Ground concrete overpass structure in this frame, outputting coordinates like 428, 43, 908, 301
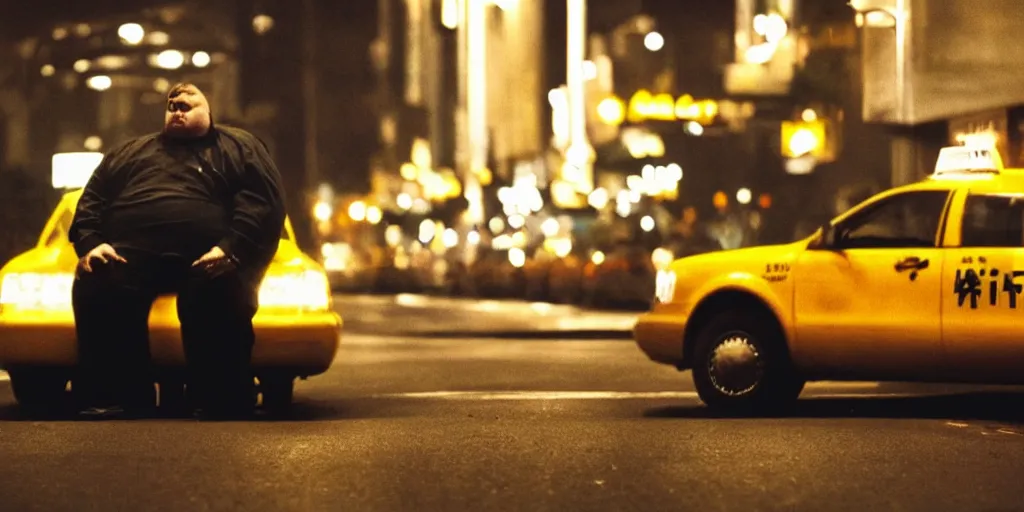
857, 0, 1024, 182
726, 0, 1024, 186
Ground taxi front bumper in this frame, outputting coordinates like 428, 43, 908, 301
633, 308, 688, 368
0, 300, 342, 376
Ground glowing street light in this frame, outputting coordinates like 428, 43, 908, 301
541, 218, 560, 238
86, 75, 112, 91
117, 23, 145, 45
418, 219, 436, 244
442, 228, 459, 248
252, 15, 275, 35
348, 201, 367, 222
84, 136, 102, 151
191, 51, 211, 68
640, 215, 656, 232
148, 31, 170, 45
313, 201, 333, 222
508, 248, 526, 268
788, 128, 821, 156
736, 188, 753, 205
596, 97, 626, 126
366, 205, 383, 225
155, 50, 185, 70
644, 31, 665, 51
588, 188, 609, 209
753, 13, 788, 44
396, 193, 413, 210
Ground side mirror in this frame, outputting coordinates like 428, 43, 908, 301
814, 223, 838, 250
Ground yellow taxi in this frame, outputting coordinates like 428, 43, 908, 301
0, 189, 342, 410
634, 144, 1024, 413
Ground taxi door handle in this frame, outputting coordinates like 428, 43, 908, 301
895, 256, 929, 272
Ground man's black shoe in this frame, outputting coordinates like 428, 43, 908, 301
77, 406, 125, 420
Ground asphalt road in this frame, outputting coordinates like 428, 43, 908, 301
1, 295, 1023, 511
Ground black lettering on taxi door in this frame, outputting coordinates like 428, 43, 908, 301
953, 266, 1024, 309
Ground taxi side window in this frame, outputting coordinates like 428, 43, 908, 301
960, 194, 1024, 247
836, 191, 949, 249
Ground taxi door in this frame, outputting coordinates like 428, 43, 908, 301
792, 190, 951, 380
941, 191, 1024, 382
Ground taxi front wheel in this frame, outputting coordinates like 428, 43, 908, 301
258, 373, 294, 414
8, 366, 70, 413
691, 310, 805, 415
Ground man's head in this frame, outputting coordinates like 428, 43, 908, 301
164, 83, 212, 138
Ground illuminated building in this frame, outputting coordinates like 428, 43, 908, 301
373, 0, 546, 226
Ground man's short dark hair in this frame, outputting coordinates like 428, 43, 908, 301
167, 82, 198, 100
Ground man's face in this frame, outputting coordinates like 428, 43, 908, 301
164, 84, 211, 138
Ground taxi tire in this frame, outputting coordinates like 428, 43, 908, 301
8, 367, 70, 414
157, 377, 188, 415
259, 374, 294, 414
691, 310, 805, 415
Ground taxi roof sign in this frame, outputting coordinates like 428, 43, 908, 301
51, 152, 103, 189
933, 145, 1003, 176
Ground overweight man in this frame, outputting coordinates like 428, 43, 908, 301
69, 83, 286, 419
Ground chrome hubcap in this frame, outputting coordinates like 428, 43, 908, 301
707, 332, 763, 396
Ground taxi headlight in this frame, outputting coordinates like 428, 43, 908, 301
258, 270, 331, 311
0, 272, 75, 311
655, 270, 676, 304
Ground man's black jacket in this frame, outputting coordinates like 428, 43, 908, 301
68, 125, 287, 285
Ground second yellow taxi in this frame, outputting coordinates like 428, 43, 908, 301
634, 144, 1024, 413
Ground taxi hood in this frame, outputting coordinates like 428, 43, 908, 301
670, 240, 808, 276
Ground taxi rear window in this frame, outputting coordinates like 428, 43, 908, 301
961, 194, 1024, 247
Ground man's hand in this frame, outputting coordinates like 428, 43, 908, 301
192, 246, 237, 277
77, 243, 126, 275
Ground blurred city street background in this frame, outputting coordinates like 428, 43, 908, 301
3, 0, 1024, 510
4, 0, 1023, 311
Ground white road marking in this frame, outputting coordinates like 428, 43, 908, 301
807, 392, 917, 399
386, 294, 593, 316
554, 316, 637, 330
372, 387, 898, 401
806, 381, 881, 390
373, 391, 700, 400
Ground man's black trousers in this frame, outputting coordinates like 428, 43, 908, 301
70, 251, 258, 412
